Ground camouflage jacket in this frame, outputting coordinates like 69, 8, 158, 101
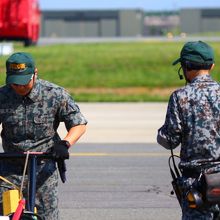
0, 79, 87, 152
157, 74, 220, 162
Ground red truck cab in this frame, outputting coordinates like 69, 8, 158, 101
0, 0, 41, 46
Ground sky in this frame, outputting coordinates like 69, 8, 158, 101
39, 0, 220, 11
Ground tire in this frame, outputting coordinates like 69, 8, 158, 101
24, 39, 33, 47
21, 212, 43, 220
8, 211, 43, 220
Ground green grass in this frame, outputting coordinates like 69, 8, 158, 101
74, 93, 169, 102
0, 41, 220, 102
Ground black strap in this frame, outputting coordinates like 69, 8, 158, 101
170, 147, 181, 178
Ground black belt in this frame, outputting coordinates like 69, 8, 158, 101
182, 168, 201, 178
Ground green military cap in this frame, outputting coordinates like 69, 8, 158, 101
172, 41, 214, 65
6, 52, 35, 85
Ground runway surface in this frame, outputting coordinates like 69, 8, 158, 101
60, 142, 181, 220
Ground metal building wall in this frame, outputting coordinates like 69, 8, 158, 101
100, 19, 117, 37
41, 11, 101, 37
119, 10, 144, 37
202, 18, 220, 32
201, 9, 220, 32
180, 9, 201, 33
180, 8, 220, 34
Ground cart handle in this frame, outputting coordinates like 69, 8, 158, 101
0, 152, 54, 160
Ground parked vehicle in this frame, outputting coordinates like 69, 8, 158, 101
0, 0, 41, 46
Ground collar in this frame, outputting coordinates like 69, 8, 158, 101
26, 79, 42, 102
190, 74, 213, 84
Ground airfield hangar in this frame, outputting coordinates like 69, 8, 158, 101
40, 9, 144, 37
41, 8, 220, 37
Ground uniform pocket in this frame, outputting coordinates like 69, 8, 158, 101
33, 115, 54, 139
34, 116, 47, 124
2, 116, 21, 139
3, 115, 19, 125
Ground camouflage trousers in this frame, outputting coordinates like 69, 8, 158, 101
0, 160, 59, 220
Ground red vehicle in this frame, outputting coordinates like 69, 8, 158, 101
0, 0, 41, 46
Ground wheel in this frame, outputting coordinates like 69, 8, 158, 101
20, 212, 43, 220
8, 211, 43, 220
24, 39, 33, 47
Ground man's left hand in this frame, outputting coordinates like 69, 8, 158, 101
53, 140, 70, 160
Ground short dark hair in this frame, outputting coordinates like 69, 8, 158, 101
181, 61, 212, 71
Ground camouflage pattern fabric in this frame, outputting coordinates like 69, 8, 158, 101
0, 79, 87, 219
158, 74, 220, 219
158, 75, 220, 161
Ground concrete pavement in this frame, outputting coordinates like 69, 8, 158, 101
0, 102, 168, 145
58, 102, 168, 144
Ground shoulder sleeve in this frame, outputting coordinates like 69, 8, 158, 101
57, 89, 87, 131
157, 92, 182, 149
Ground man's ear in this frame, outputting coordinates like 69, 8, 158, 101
34, 68, 38, 80
34, 68, 38, 76
210, 63, 215, 71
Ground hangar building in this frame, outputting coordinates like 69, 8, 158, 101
41, 10, 144, 37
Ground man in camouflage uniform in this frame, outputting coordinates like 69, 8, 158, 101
0, 52, 87, 219
157, 41, 220, 219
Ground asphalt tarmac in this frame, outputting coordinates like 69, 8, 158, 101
60, 142, 181, 220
